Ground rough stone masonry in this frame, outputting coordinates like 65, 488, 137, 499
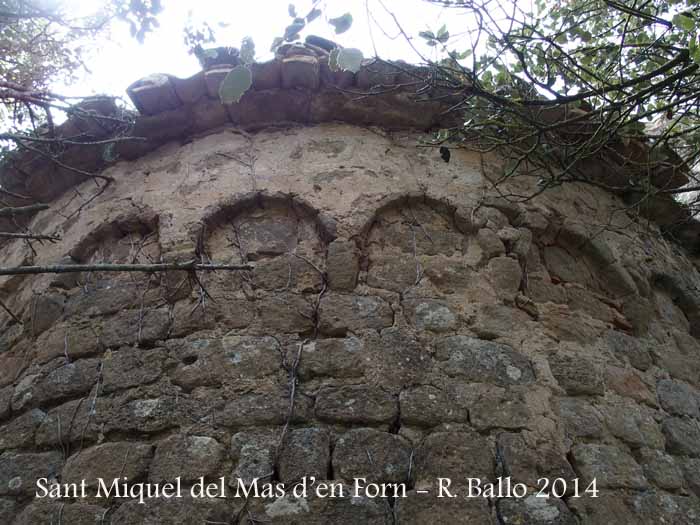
0, 43, 700, 524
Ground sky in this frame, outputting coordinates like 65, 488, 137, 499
59, 0, 481, 100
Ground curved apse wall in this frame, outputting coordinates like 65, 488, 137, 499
0, 53, 700, 525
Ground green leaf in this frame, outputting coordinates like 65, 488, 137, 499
240, 36, 255, 65
437, 25, 449, 43
329, 13, 353, 34
306, 8, 321, 22
419, 30, 436, 40
219, 65, 252, 104
673, 13, 696, 32
288, 4, 296, 17
336, 48, 364, 73
284, 21, 305, 40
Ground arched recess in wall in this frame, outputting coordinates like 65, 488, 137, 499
169, 192, 336, 338
15, 210, 162, 376
359, 194, 475, 297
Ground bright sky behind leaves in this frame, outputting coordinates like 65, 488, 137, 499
60, 0, 477, 101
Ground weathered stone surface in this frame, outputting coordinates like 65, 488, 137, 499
170, 335, 281, 388
315, 386, 396, 425
404, 299, 457, 332
497, 496, 577, 525
662, 417, 700, 457
605, 365, 656, 406
497, 432, 576, 490
605, 330, 652, 370
110, 496, 233, 524
249, 489, 390, 524
13, 502, 107, 525
101, 346, 167, 393
0, 451, 63, 495
34, 320, 102, 364
0, 408, 46, 451
470, 386, 545, 431
278, 427, 330, 484
601, 402, 664, 449
298, 337, 365, 380
35, 398, 100, 447
556, 397, 603, 440
435, 336, 535, 386
319, 294, 393, 335
477, 228, 506, 259
548, 352, 604, 395
12, 357, 100, 411
366, 254, 418, 292
256, 293, 314, 333
400, 385, 469, 427
395, 495, 493, 524
682, 457, 700, 496
333, 428, 411, 484
414, 431, 494, 490
657, 378, 699, 418
100, 307, 170, 348
637, 447, 684, 490
326, 239, 359, 291
488, 256, 523, 301
150, 434, 224, 483
281, 56, 320, 90
29, 293, 65, 337
219, 389, 314, 427
571, 444, 647, 489
62, 442, 153, 487
230, 429, 277, 485
127, 74, 181, 115
0, 498, 16, 523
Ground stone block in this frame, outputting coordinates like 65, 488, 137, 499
657, 379, 699, 418
0, 451, 63, 495
435, 336, 535, 386
101, 346, 167, 393
315, 385, 396, 425
110, 496, 232, 524
35, 398, 100, 447
219, 389, 313, 427
497, 432, 576, 491
13, 358, 101, 411
256, 293, 314, 334
228, 88, 311, 126
395, 495, 492, 525
150, 434, 224, 483
497, 495, 578, 525
172, 71, 207, 104
204, 67, 231, 98
414, 431, 494, 490
298, 337, 365, 380
556, 397, 603, 440
0, 408, 46, 451
548, 352, 604, 395
278, 427, 330, 484
230, 429, 277, 485
326, 239, 359, 291
604, 365, 656, 406
404, 299, 457, 333
332, 428, 411, 484
600, 402, 664, 449
251, 59, 282, 90
488, 256, 523, 302
570, 444, 647, 489
319, 293, 393, 335
127, 74, 181, 115
13, 502, 107, 525
662, 417, 700, 457
637, 448, 683, 490
400, 385, 468, 427
100, 307, 171, 348
62, 442, 153, 488
281, 56, 320, 90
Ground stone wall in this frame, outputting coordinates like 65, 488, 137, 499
1, 53, 700, 524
